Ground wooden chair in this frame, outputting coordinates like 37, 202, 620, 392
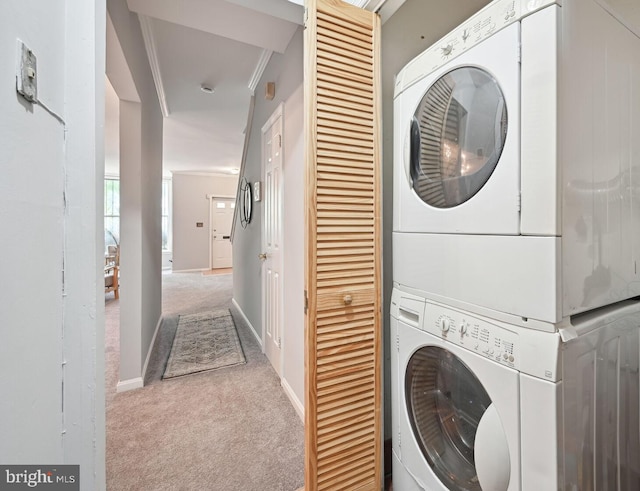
105, 245, 119, 299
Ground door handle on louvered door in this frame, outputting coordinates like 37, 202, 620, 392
258, 253, 267, 260
343, 294, 353, 306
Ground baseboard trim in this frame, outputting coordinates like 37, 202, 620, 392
116, 377, 143, 393
281, 378, 304, 423
171, 268, 207, 273
142, 316, 162, 384
231, 298, 262, 348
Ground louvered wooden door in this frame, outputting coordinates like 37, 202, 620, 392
304, 1, 382, 490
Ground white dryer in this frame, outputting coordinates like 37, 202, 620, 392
390, 288, 640, 491
393, 0, 640, 326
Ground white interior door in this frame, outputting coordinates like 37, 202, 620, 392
211, 198, 234, 269
262, 105, 283, 376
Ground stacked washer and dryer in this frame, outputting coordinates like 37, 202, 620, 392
391, 0, 640, 490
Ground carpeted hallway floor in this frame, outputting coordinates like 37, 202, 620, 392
105, 272, 304, 491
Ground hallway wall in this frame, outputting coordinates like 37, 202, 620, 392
172, 172, 238, 271
0, 0, 106, 486
107, 0, 163, 389
232, 27, 304, 409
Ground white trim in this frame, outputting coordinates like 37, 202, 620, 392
138, 15, 169, 117
261, 101, 285, 133
141, 317, 162, 382
171, 170, 237, 177
374, 0, 405, 22
281, 378, 304, 422
232, 298, 262, 348
206, 194, 235, 200
261, 104, 285, 375
171, 268, 208, 273
248, 49, 274, 95
116, 377, 143, 393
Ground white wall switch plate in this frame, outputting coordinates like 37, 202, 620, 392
16, 40, 37, 103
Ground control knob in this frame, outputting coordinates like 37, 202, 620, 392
459, 323, 468, 336
440, 317, 450, 333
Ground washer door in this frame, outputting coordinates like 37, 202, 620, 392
405, 346, 510, 491
409, 67, 507, 208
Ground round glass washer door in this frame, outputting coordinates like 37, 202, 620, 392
409, 66, 508, 208
405, 346, 491, 491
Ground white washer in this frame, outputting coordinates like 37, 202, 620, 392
393, 0, 640, 326
390, 288, 640, 491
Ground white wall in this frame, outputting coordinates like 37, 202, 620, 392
172, 172, 238, 271
0, 0, 106, 486
601, 0, 640, 33
0, 0, 66, 462
107, 0, 163, 390
282, 84, 305, 413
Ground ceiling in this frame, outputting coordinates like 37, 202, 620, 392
105, 0, 387, 177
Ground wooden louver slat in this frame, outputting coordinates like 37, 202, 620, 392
305, 1, 381, 490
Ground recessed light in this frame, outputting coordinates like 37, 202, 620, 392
200, 83, 215, 94
230, 168, 240, 175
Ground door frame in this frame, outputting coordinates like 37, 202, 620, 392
207, 194, 235, 270
261, 103, 285, 373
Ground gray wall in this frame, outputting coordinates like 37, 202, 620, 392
233, 27, 303, 337
0, 0, 106, 486
172, 173, 238, 271
107, 0, 163, 388
380, 0, 492, 442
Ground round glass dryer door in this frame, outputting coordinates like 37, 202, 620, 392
409, 67, 508, 208
405, 346, 491, 491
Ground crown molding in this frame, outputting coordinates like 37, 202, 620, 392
248, 49, 273, 95
138, 14, 169, 117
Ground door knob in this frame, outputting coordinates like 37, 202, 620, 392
258, 253, 267, 260
343, 294, 353, 305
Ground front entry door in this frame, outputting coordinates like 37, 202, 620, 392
211, 198, 234, 269
262, 105, 284, 376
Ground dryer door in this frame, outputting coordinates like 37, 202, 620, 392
394, 22, 521, 235
409, 67, 507, 209
405, 346, 511, 491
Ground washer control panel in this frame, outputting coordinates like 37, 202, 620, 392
427, 302, 519, 369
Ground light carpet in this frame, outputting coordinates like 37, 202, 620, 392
106, 272, 304, 491
163, 309, 246, 379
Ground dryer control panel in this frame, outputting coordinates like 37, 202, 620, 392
425, 302, 520, 370
394, 0, 559, 97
